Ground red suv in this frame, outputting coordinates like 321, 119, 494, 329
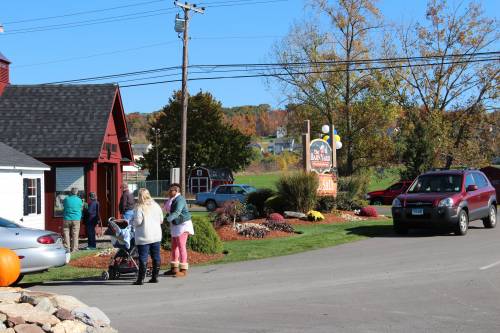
366, 180, 413, 205
392, 169, 497, 235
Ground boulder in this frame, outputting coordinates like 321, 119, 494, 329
40, 324, 51, 332
0, 292, 21, 304
20, 292, 56, 306
52, 320, 88, 333
284, 211, 307, 219
0, 322, 6, 331
13, 324, 44, 333
7, 315, 25, 327
34, 299, 56, 315
86, 327, 118, 333
54, 309, 74, 321
2, 328, 15, 333
51, 296, 87, 312
0, 303, 59, 327
72, 307, 110, 327
0, 313, 7, 322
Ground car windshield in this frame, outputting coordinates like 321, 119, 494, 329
0, 217, 20, 228
408, 175, 462, 193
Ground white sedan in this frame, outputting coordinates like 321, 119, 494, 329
0, 216, 69, 285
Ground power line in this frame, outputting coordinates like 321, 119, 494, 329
2, 8, 177, 35
42, 51, 500, 84
3, 0, 166, 25
0, 0, 286, 35
117, 57, 499, 87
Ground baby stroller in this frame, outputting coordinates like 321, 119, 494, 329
101, 217, 149, 280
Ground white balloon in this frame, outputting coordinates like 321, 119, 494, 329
321, 124, 330, 134
336, 141, 343, 149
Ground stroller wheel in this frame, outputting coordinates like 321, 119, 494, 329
109, 266, 118, 280
101, 271, 110, 281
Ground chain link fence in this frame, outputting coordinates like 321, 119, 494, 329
128, 180, 171, 197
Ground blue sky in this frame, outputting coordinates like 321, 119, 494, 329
0, 0, 498, 113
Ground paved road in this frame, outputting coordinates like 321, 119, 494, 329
34, 215, 500, 333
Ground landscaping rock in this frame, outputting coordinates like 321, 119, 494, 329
0, 303, 34, 319
54, 309, 74, 321
7, 316, 25, 327
0, 292, 21, 304
284, 211, 307, 219
12, 324, 44, 333
0, 322, 6, 331
0, 313, 7, 322
34, 299, 56, 315
72, 307, 110, 327
20, 292, 55, 306
2, 328, 15, 333
40, 324, 51, 332
52, 320, 88, 333
51, 296, 87, 312
86, 326, 118, 333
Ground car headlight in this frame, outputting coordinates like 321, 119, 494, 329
392, 198, 402, 208
438, 198, 454, 207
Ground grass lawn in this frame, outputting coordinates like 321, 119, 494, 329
216, 219, 392, 264
235, 172, 281, 190
368, 167, 402, 192
20, 219, 393, 284
21, 250, 101, 285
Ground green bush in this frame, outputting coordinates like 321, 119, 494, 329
275, 172, 319, 213
335, 173, 370, 210
316, 196, 337, 213
264, 195, 288, 214
334, 191, 368, 211
161, 217, 223, 254
246, 189, 275, 217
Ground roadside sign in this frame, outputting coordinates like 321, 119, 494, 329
310, 139, 332, 174
317, 173, 337, 196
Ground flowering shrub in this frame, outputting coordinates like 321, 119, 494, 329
268, 213, 285, 222
359, 206, 378, 217
307, 210, 325, 222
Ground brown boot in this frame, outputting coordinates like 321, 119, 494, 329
163, 262, 179, 276
174, 263, 188, 278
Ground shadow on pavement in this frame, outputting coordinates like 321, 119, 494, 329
20, 275, 139, 288
345, 225, 455, 238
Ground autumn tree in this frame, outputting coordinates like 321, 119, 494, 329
270, 0, 399, 175
385, 0, 499, 172
142, 91, 253, 180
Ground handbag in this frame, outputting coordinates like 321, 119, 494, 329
95, 219, 104, 237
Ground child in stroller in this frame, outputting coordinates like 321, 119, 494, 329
101, 217, 150, 280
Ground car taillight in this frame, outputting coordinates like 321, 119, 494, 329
37, 234, 58, 244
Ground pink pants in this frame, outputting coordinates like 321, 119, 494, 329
171, 232, 189, 264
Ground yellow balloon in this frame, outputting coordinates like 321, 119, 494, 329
334, 135, 341, 142
322, 135, 329, 141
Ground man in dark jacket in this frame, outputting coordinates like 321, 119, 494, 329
119, 182, 135, 221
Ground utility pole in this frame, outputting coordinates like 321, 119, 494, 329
174, 1, 205, 195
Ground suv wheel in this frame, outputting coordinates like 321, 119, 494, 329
206, 200, 217, 212
455, 210, 469, 236
393, 221, 408, 235
482, 205, 497, 229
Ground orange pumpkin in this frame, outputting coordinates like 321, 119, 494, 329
0, 248, 21, 287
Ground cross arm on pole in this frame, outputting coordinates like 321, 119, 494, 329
174, 1, 205, 14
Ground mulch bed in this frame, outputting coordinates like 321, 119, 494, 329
216, 225, 294, 241
70, 249, 224, 269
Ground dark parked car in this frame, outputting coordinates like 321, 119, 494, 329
365, 180, 413, 205
195, 184, 257, 211
392, 169, 497, 235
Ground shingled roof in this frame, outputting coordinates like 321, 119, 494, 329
0, 84, 118, 158
0, 52, 10, 63
0, 142, 49, 170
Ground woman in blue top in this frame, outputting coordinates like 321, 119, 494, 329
85, 192, 100, 250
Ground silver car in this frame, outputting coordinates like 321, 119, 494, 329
0, 217, 69, 284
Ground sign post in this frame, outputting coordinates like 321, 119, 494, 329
302, 120, 311, 172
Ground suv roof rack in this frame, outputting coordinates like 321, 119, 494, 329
427, 166, 477, 172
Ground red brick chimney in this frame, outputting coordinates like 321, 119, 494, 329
0, 52, 11, 96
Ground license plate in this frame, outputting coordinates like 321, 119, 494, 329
412, 208, 424, 216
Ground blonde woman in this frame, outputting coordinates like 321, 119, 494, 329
132, 188, 163, 285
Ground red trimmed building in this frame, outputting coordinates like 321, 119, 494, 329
0, 52, 133, 233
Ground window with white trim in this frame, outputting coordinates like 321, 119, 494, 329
23, 178, 41, 216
